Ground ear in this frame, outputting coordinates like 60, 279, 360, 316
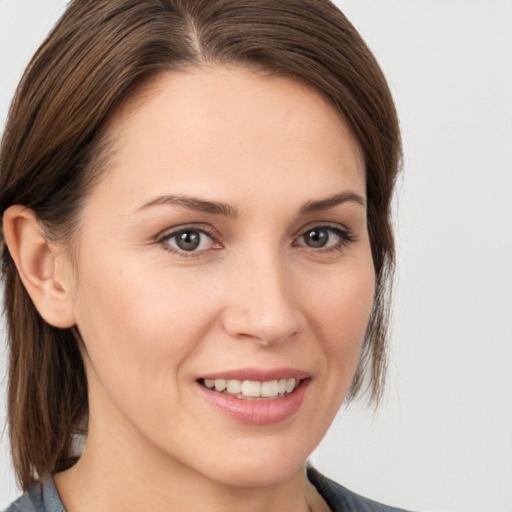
2, 205, 76, 328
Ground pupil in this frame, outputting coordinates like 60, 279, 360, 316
306, 228, 328, 248
177, 231, 200, 251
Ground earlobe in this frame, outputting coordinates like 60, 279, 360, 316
2, 205, 76, 328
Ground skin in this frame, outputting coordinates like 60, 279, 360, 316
5, 65, 375, 512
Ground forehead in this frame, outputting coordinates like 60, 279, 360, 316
88, 65, 366, 212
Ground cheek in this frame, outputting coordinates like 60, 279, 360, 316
291, 255, 375, 438
305, 259, 375, 355
302, 253, 375, 416
71, 254, 214, 395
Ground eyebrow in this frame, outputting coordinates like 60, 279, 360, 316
299, 191, 366, 215
136, 194, 239, 217
136, 190, 366, 217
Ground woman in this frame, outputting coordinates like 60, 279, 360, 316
1, 1, 405, 511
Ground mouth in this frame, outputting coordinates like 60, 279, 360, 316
196, 371, 310, 424
198, 377, 302, 401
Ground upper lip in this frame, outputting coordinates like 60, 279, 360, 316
198, 367, 310, 382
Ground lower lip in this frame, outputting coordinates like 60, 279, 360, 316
197, 379, 310, 425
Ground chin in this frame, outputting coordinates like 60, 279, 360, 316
204, 459, 306, 489
183, 433, 315, 489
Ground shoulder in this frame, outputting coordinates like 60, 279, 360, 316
308, 466, 414, 512
3, 478, 66, 512
4, 484, 43, 512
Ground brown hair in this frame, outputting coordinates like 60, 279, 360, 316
0, 0, 401, 489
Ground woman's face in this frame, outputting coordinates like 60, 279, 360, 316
67, 66, 375, 487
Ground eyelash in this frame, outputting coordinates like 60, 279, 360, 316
156, 223, 355, 257
157, 225, 219, 258
294, 224, 356, 252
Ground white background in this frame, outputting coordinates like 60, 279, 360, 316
1, 1, 511, 511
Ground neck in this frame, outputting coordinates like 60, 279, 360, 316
54, 433, 315, 512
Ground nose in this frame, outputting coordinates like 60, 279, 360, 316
221, 251, 301, 346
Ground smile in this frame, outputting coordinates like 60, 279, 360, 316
196, 369, 310, 424
200, 378, 300, 400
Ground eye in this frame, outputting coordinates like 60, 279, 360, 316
161, 228, 216, 253
296, 225, 353, 250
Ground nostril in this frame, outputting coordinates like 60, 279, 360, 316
221, 306, 299, 346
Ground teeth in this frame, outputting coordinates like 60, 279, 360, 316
241, 380, 261, 397
227, 380, 242, 394
214, 379, 226, 392
203, 378, 300, 398
261, 380, 278, 397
